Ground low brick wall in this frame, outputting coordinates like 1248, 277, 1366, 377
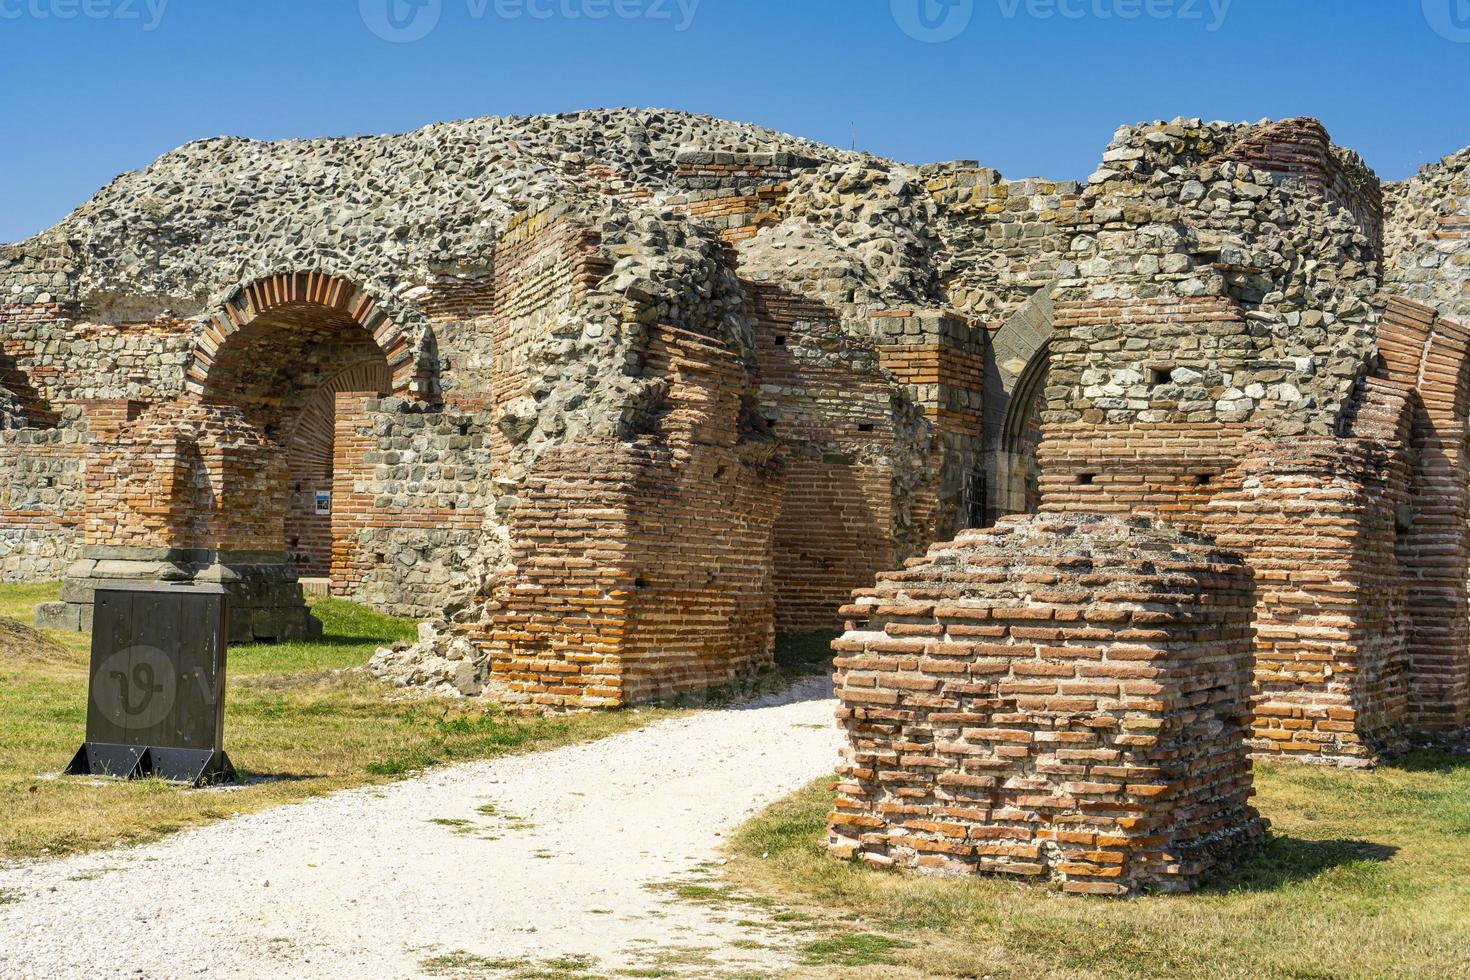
828, 514, 1267, 895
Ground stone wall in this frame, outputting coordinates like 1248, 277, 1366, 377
0, 421, 86, 581
6, 107, 1470, 737
471, 323, 782, 709
828, 515, 1266, 895
329, 396, 494, 619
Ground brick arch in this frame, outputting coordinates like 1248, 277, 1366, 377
1374, 296, 1470, 733
1001, 339, 1050, 456
282, 359, 393, 578
184, 272, 427, 399
284, 360, 394, 453
981, 290, 1053, 525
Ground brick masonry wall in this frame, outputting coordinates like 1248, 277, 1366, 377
1201, 430, 1413, 765
83, 400, 289, 553
1033, 309, 1467, 762
1375, 298, 1470, 734
1036, 417, 1420, 763
1038, 422, 1245, 524
828, 514, 1266, 895
472, 323, 782, 708
748, 283, 902, 633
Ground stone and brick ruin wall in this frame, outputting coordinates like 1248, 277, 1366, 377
3, 109, 1470, 743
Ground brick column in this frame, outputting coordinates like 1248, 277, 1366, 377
828, 514, 1266, 895
329, 392, 380, 596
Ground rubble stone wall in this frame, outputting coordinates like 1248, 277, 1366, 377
5, 108, 1470, 737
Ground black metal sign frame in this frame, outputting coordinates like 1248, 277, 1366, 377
66, 583, 236, 787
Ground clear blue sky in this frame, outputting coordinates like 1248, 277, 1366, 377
2, 0, 1467, 243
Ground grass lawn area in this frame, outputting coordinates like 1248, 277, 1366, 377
728, 758, 1470, 979
0, 582, 678, 863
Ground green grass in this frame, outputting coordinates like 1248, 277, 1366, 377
798, 933, 913, 968
232, 596, 418, 675
421, 951, 604, 979
0, 583, 676, 862
665, 631, 835, 708
727, 758, 1470, 979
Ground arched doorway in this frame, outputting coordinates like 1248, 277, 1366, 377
46, 273, 434, 640
981, 290, 1053, 525
282, 361, 391, 578
195, 274, 401, 594
999, 345, 1049, 517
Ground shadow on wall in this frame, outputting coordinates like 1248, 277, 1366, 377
1202, 838, 1399, 894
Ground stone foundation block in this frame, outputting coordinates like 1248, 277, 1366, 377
827, 513, 1267, 895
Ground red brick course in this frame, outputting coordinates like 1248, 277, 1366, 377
828, 514, 1267, 895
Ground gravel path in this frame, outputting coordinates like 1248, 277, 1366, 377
0, 678, 841, 979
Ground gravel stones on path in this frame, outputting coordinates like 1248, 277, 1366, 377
0, 678, 840, 979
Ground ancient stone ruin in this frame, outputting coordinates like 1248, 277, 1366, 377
2, 109, 1469, 785
829, 514, 1267, 895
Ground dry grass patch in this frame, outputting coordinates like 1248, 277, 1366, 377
726, 758, 1470, 979
0, 583, 677, 862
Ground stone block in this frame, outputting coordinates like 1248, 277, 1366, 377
828, 514, 1267, 895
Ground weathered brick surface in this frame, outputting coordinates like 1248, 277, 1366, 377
828, 515, 1267, 895
4, 109, 1470, 736
748, 284, 905, 633
471, 323, 782, 708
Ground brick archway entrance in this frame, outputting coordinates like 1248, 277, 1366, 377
44, 274, 418, 641
186, 272, 420, 400
194, 275, 403, 598
282, 361, 392, 579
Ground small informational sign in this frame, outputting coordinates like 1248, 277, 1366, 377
315, 490, 332, 515
66, 584, 235, 786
